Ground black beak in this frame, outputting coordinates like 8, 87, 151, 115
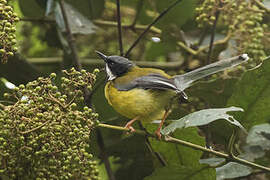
95, 51, 107, 61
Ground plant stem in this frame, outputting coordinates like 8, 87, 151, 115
206, 9, 220, 65
116, 0, 123, 56
125, 0, 183, 57
96, 129, 116, 180
253, 0, 270, 13
97, 123, 270, 173
59, 0, 82, 71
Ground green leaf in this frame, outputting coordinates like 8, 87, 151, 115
188, 78, 238, 108
150, 127, 205, 167
0, 55, 41, 85
216, 162, 252, 180
227, 59, 270, 129
162, 107, 245, 135
156, 0, 198, 28
66, 0, 105, 19
246, 123, 270, 151
199, 158, 225, 167
53, 1, 97, 34
200, 157, 253, 179
187, 78, 239, 143
19, 0, 45, 18
106, 134, 154, 180
116, 0, 155, 25
144, 164, 215, 180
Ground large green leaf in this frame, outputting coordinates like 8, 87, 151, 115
105, 134, 154, 180
216, 162, 252, 180
114, 0, 155, 25
0, 55, 41, 85
227, 59, 270, 129
241, 123, 270, 164
200, 157, 252, 180
156, 0, 198, 28
66, 0, 105, 19
199, 158, 225, 167
150, 127, 205, 167
144, 164, 215, 180
188, 78, 238, 108
161, 107, 245, 135
19, 0, 45, 18
246, 123, 270, 151
53, 1, 97, 34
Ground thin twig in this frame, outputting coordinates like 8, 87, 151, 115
20, 18, 162, 34
20, 120, 50, 135
59, 0, 82, 71
253, 0, 270, 13
198, 27, 208, 46
27, 57, 185, 70
138, 122, 167, 166
125, 0, 184, 57
98, 123, 270, 173
197, 32, 231, 54
47, 92, 66, 109
94, 20, 162, 34
206, 9, 220, 65
20, 18, 55, 23
96, 129, 116, 180
116, 0, 123, 56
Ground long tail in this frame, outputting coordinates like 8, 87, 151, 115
173, 54, 249, 91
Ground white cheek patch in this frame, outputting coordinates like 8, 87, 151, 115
106, 64, 116, 81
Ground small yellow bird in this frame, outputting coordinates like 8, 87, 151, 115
96, 51, 248, 138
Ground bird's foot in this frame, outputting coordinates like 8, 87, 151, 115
124, 124, 136, 133
155, 130, 162, 140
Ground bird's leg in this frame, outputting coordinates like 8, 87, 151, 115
155, 110, 170, 139
124, 117, 139, 132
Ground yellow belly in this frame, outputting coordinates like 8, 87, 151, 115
105, 82, 175, 122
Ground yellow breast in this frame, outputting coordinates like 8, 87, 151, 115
104, 67, 175, 122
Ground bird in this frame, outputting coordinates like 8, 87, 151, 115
96, 51, 249, 138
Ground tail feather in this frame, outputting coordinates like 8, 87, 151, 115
173, 54, 249, 91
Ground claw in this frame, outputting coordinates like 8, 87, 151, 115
124, 124, 136, 133
123, 117, 139, 134
155, 130, 162, 140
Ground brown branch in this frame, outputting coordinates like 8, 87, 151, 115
116, 0, 123, 56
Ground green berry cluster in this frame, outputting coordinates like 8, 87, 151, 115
231, 2, 267, 62
195, 0, 217, 27
195, 0, 268, 62
0, 0, 19, 63
0, 68, 100, 179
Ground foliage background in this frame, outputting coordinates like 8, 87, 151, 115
0, 0, 270, 179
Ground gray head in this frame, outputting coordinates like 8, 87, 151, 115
96, 51, 134, 80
